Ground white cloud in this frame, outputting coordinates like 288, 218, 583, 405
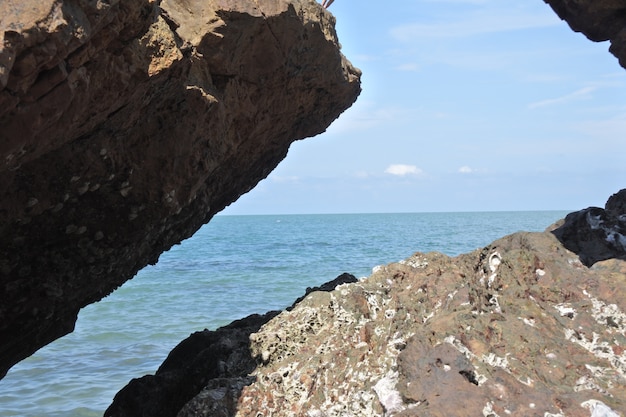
458, 166, 474, 174
385, 164, 423, 176
528, 86, 595, 109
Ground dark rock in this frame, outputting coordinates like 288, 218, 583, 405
0, 0, 360, 378
552, 188, 626, 266
606, 189, 626, 217
287, 272, 358, 310
105, 312, 279, 417
544, 0, 626, 69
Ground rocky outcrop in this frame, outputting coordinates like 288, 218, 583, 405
553, 189, 626, 267
544, 0, 626, 69
0, 0, 361, 378
105, 273, 357, 417
108, 197, 626, 417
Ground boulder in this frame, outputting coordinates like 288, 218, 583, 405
552, 189, 626, 267
201, 228, 626, 416
107, 214, 626, 416
0, 0, 361, 378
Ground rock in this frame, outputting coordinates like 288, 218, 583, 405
552, 188, 626, 267
231, 234, 625, 416
108, 206, 626, 416
544, 0, 626, 69
0, 0, 360, 378
106, 273, 357, 417
287, 271, 359, 310
105, 312, 279, 417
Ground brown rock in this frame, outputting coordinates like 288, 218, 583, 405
0, 0, 360, 378
104, 192, 626, 416
231, 230, 625, 416
119, 217, 624, 416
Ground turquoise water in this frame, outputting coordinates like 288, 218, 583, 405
0, 211, 569, 416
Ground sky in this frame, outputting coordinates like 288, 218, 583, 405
223, 0, 626, 215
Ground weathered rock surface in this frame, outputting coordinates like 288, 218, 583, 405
108, 195, 626, 417
544, 0, 626, 69
105, 273, 357, 417
0, 0, 360, 378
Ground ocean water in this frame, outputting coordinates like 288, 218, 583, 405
0, 211, 569, 416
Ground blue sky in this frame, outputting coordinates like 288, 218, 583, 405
223, 0, 626, 215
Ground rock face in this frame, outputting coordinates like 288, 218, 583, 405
544, 0, 626, 69
0, 0, 361, 378
107, 195, 626, 417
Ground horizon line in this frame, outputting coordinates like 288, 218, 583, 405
215, 208, 575, 217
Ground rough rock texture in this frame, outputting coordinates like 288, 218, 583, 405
108, 195, 626, 417
214, 235, 626, 416
106, 273, 357, 417
553, 189, 626, 267
106, 312, 279, 417
0, 0, 360, 378
544, 0, 626, 69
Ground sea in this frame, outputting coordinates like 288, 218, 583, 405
0, 211, 570, 417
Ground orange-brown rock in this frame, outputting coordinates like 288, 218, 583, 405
0, 0, 360, 379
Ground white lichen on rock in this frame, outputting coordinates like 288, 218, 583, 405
581, 399, 621, 417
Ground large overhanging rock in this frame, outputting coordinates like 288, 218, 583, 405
544, 0, 626, 69
0, 0, 361, 378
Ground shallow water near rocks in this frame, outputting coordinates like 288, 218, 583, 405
0, 211, 569, 417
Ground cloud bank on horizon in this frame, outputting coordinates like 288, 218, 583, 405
223, 0, 626, 215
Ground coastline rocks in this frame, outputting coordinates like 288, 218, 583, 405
108, 205, 626, 416
552, 189, 626, 266
232, 233, 625, 416
0, 0, 360, 378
